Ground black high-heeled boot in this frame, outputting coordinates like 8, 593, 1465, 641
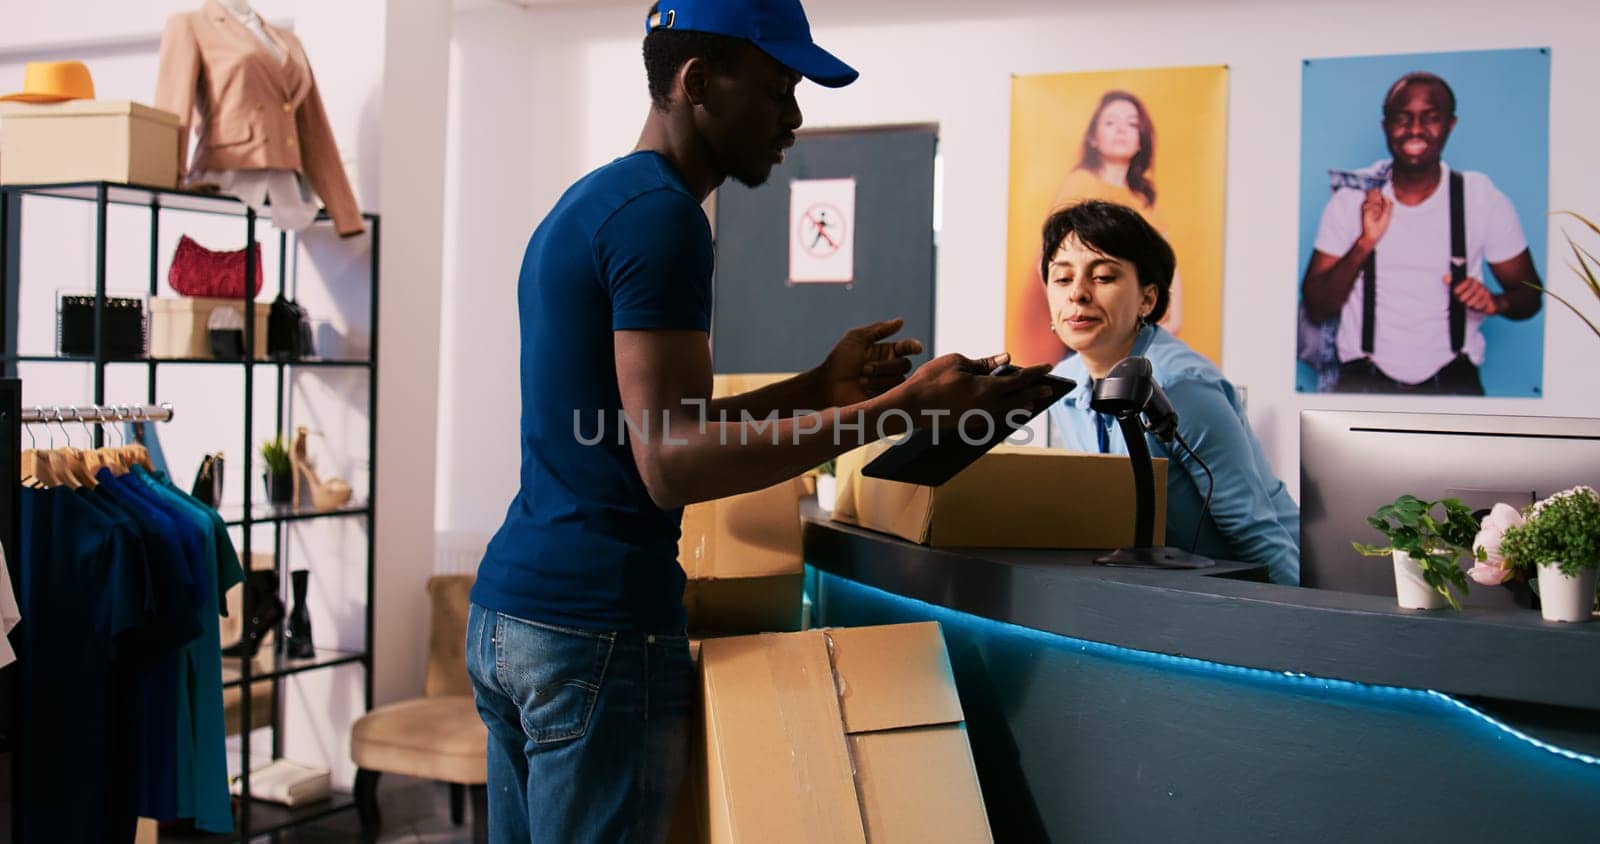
222, 570, 285, 659
285, 569, 315, 659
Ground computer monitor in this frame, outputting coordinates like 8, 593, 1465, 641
1300, 410, 1600, 609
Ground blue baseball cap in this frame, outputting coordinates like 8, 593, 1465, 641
646, 0, 859, 88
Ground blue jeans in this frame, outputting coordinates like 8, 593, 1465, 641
465, 603, 692, 843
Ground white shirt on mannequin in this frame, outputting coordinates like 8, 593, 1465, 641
192, 0, 323, 232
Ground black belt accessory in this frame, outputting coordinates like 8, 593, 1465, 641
1361, 170, 1466, 355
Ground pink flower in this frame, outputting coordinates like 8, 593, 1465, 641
1469, 502, 1524, 586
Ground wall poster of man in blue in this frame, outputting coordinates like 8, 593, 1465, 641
1296, 48, 1549, 397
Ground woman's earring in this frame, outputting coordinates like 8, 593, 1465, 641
1046, 321, 1056, 334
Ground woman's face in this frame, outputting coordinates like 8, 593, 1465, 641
1090, 99, 1142, 165
1045, 233, 1156, 368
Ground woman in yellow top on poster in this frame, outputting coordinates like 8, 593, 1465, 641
1019, 90, 1183, 354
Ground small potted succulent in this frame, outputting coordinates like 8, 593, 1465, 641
260, 435, 293, 505
1496, 486, 1600, 623
1353, 494, 1478, 610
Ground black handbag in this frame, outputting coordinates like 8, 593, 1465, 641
191, 452, 225, 508
57, 294, 146, 358
268, 295, 315, 360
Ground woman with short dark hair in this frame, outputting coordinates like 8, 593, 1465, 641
1041, 201, 1300, 584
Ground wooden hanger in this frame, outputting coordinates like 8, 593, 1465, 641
52, 446, 94, 489
20, 448, 52, 488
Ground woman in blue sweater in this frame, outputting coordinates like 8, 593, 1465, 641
1040, 201, 1300, 584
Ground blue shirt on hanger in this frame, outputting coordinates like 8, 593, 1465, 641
16, 487, 150, 844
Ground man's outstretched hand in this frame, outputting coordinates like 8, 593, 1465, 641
815, 318, 924, 408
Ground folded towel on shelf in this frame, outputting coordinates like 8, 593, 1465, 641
229, 758, 331, 807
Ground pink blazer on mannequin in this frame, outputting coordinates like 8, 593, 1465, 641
155, 0, 364, 236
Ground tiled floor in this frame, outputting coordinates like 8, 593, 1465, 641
262, 775, 475, 844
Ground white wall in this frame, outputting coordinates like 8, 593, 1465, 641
5, 0, 449, 788
438, 0, 1600, 535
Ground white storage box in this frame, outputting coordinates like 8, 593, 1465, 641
0, 100, 180, 188
149, 297, 268, 360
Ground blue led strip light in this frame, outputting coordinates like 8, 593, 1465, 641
816, 570, 1600, 769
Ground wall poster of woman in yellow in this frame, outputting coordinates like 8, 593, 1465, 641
1005, 66, 1229, 366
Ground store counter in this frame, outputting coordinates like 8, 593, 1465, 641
803, 508, 1600, 842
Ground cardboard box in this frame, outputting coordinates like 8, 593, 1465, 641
678, 477, 805, 634
666, 637, 710, 844
699, 622, 992, 843
675, 372, 808, 634
0, 100, 180, 188
832, 441, 1167, 548
149, 296, 269, 360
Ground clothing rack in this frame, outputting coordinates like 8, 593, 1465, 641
18, 402, 175, 426
1, 384, 177, 842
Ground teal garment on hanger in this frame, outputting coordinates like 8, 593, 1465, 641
134, 466, 243, 834
108, 469, 207, 825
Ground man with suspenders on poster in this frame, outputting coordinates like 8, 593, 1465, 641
1301, 71, 1543, 395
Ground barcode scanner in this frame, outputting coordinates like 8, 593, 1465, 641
1089, 355, 1215, 570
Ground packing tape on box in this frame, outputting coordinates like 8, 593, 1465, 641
824, 630, 874, 821
768, 632, 867, 842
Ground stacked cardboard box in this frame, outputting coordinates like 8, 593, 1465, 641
670, 381, 992, 842
693, 622, 992, 843
678, 475, 806, 633
675, 373, 810, 634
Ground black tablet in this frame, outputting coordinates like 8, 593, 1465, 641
860, 372, 1077, 487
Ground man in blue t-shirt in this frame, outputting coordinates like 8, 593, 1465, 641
467, 0, 1053, 839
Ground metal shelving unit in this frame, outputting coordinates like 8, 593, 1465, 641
0, 180, 380, 842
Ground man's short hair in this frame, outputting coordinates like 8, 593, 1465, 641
1039, 201, 1175, 325
1382, 72, 1457, 118
642, 2, 746, 112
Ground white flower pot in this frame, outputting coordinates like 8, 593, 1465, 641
816, 474, 837, 512
1535, 563, 1598, 623
1393, 551, 1448, 610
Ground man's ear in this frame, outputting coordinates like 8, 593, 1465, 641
680, 57, 712, 108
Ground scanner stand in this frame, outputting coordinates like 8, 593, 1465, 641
1093, 415, 1216, 570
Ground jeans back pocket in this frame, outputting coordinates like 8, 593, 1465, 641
493, 615, 614, 744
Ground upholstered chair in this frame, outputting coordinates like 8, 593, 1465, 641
349, 575, 487, 843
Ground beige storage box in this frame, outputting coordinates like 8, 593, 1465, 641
150, 297, 269, 360
832, 441, 1167, 548
0, 100, 181, 188
698, 623, 993, 843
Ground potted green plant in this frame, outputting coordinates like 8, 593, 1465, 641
1353, 494, 1478, 610
1498, 485, 1600, 623
1545, 211, 1600, 342
815, 458, 838, 512
260, 435, 293, 505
